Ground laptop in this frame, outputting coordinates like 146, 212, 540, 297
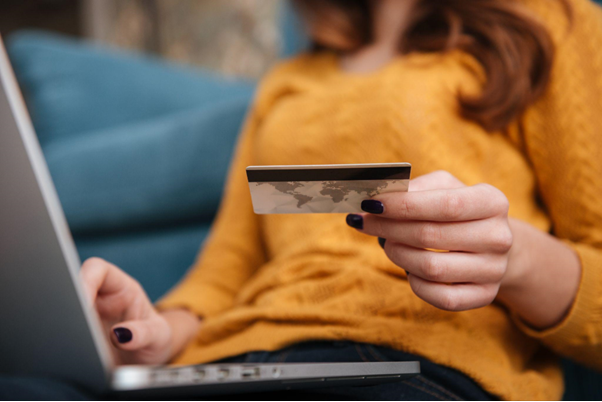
0, 37, 419, 397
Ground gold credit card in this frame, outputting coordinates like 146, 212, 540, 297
246, 163, 411, 214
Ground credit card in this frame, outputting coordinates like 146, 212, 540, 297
246, 163, 411, 214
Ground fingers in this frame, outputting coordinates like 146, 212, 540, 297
354, 171, 510, 312
361, 217, 513, 253
408, 274, 500, 311
372, 183, 509, 222
383, 242, 507, 284
80, 257, 146, 321
110, 317, 171, 353
408, 170, 465, 192
80, 258, 134, 302
80, 258, 173, 365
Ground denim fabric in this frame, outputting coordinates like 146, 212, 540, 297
0, 342, 493, 401
0, 376, 90, 401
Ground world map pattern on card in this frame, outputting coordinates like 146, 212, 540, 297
249, 179, 409, 214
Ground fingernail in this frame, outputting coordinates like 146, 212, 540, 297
378, 237, 386, 249
361, 200, 384, 214
346, 214, 364, 230
113, 327, 132, 344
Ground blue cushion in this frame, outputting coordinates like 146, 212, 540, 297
44, 96, 250, 234
562, 359, 602, 401
7, 31, 254, 233
6, 31, 255, 146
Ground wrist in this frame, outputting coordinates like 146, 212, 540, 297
496, 219, 582, 329
160, 309, 202, 361
498, 218, 532, 298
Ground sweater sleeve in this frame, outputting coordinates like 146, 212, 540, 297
515, 0, 602, 369
156, 106, 266, 318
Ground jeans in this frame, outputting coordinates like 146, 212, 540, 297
0, 342, 494, 401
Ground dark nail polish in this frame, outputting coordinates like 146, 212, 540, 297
346, 214, 364, 230
113, 327, 132, 344
378, 237, 386, 249
361, 200, 384, 214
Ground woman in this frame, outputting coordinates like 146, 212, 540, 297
82, 0, 602, 399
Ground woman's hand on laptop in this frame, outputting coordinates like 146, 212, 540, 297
80, 258, 201, 365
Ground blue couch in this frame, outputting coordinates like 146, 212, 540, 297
8, 31, 256, 300
4, 8, 602, 399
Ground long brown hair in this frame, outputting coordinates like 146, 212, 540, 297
293, 0, 570, 132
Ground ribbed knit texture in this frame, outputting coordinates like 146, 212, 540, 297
159, 0, 602, 399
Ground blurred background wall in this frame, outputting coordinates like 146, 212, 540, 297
83, 0, 282, 79
0, 0, 284, 79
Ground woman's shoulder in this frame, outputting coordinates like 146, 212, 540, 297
522, 0, 602, 43
257, 52, 336, 87
520, 0, 602, 156
521, 0, 602, 87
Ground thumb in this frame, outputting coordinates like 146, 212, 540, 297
110, 317, 170, 353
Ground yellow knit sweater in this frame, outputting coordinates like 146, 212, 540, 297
159, 0, 602, 399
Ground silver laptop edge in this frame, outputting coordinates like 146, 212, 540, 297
0, 37, 114, 390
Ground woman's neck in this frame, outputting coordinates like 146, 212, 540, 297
340, 0, 416, 74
